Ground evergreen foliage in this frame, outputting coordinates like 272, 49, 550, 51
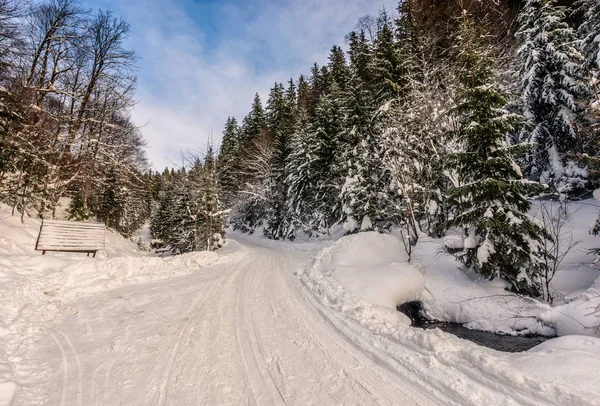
151, 149, 225, 254
218, 116, 241, 207
517, 0, 587, 192
447, 13, 549, 296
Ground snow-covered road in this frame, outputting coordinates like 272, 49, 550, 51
17, 238, 437, 405
9, 235, 599, 406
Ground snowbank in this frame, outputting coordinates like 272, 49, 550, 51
327, 232, 424, 308
298, 232, 426, 329
410, 200, 600, 337
299, 231, 600, 404
537, 289, 600, 337
510, 335, 600, 396
415, 239, 554, 335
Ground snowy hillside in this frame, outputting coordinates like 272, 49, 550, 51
0, 206, 227, 406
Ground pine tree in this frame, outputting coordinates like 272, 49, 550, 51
264, 80, 297, 239
286, 108, 318, 236
579, 0, 600, 71
200, 146, 226, 250
517, 0, 587, 192
151, 180, 176, 247
447, 12, 549, 296
370, 10, 405, 107
339, 68, 384, 233
578, 0, 600, 182
217, 117, 240, 207
328, 45, 350, 92
311, 83, 345, 231
347, 30, 372, 86
297, 75, 310, 111
96, 167, 123, 230
240, 93, 266, 147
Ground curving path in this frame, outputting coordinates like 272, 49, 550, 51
16, 236, 589, 406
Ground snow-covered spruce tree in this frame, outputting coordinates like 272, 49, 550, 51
339, 68, 390, 233
447, 12, 549, 297
285, 108, 319, 237
579, 0, 600, 79
328, 45, 351, 92
151, 151, 225, 254
370, 10, 406, 107
310, 83, 345, 232
240, 93, 266, 148
347, 30, 372, 87
517, 0, 587, 193
578, 0, 600, 184
150, 178, 176, 248
264, 80, 296, 239
199, 147, 226, 250
218, 117, 240, 208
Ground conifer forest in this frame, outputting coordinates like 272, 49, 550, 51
2, 0, 600, 299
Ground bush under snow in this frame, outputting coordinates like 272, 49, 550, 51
297, 231, 425, 328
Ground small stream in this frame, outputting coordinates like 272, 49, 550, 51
398, 301, 550, 353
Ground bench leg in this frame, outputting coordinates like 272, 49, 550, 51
93, 251, 96, 258
87, 253, 90, 257
42, 250, 46, 255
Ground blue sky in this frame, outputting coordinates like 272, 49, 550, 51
81, 0, 398, 169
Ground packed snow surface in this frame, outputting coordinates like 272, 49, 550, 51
1, 204, 600, 405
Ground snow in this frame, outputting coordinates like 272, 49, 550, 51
476, 237, 495, 264
359, 215, 372, 231
511, 336, 600, 396
410, 199, 600, 338
1, 203, 600, 405
300, 229, 600, 404
464, 236, 477, 249
415, 234, 554, 335
538, 292, 600, 337
0, 205, 225, 405
310, 231, 424, 309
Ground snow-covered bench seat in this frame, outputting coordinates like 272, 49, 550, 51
35, 219, 106, 257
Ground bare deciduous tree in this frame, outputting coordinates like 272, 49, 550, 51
536, 201, 581, 303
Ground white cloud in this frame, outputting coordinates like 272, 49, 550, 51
109, 0, 397, 169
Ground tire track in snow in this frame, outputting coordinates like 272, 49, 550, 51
270, 253, 435, 405
238, 257, 286, 405
89, 324, 136, 406
155, 272, 223, 405
49, 329, 83, 406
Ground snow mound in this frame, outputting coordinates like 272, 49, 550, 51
509, 336, 600, 396
528, 335, 600, 354
414, 235, 554, 335
537, 288, 600, 337
300, 233, 599, 404
298, 232, 426, 329
315, 232, 424, 309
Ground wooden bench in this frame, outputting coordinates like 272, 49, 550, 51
35, 219, 106, 257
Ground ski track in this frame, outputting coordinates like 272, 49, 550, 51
12, 237, 594, 405
48, 329, 83, 406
